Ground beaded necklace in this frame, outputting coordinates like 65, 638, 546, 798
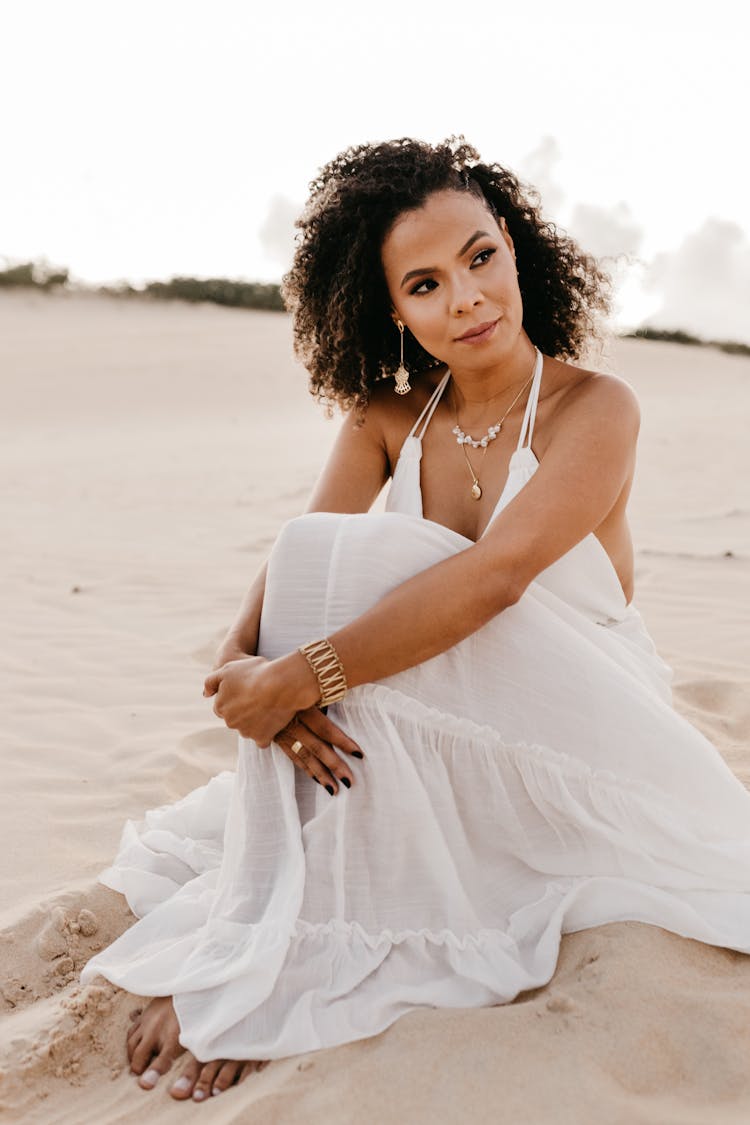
450, 367, 536, 501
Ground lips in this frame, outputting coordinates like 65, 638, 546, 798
455, 318, 500, 342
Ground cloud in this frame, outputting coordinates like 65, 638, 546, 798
643, 218, 750, 342
518, 138, 644, 264
517, 136, 565, 217
516, 138, 748, 343
259, 194, 302, 269
568, 201, 644, 260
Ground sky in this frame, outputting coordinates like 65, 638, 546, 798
2, 0, 749, 341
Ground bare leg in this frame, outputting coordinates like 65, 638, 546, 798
127, 996, 267, 1102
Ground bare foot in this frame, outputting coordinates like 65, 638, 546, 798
169, 1054, 267, 1102
127, 995, 268, 1101
127, 996, 184, 1088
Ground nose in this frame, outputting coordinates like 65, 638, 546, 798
448, 273, 483, 317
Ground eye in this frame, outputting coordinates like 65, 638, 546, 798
408, 247, 496, 296
410, 277, 437, 296
471, 247, 496, 267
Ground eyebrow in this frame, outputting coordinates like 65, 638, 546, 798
399, 230, 492, 288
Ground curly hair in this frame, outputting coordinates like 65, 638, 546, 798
281, 135, 611, 414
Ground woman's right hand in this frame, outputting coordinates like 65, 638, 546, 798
274, 707, 365, 796
212, 640, 365, 793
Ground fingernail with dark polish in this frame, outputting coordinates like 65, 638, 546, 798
340, 777, 351, 789
352, 750, 364, 759
325, 784, 334, 796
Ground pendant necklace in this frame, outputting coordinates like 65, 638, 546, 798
451, 364, 537, 501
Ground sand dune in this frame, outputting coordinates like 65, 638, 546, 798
1, 290, 749, 1123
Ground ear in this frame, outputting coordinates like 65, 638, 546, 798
498, 216, 516, 260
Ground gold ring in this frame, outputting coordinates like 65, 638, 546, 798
290, 740, 303, 755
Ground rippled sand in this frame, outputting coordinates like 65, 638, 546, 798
1, 291, 748, 1123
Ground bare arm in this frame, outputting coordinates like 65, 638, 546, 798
323, 374, 640, 690
208, 375, 639, 748
225, 374, 641, 735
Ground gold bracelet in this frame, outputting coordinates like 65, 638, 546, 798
298, 638, 348, 707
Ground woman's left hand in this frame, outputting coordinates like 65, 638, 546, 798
203, 656, 302, 747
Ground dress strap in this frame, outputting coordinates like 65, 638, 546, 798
407, 369, 452, 441
516, 348, 544, 452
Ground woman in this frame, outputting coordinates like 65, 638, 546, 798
81, 136, 750, 1104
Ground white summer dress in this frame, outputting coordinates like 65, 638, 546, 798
82, 348, 750, 1063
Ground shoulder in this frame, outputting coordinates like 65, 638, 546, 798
366, 363, 448, 418
548, 361, 641, 449
360, 364, 450, 464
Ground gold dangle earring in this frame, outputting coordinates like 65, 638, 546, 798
393, 319, 411, 395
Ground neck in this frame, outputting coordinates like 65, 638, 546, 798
449, 336, 538, 414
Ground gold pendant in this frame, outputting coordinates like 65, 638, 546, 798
471, 481, 482, 500
394, 364, 411, 395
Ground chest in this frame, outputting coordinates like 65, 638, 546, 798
417, 431, 526, 542
386, 382, 552, 541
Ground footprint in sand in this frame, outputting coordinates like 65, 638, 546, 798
0, 976, 133, 1114
545, 993, 576, 1013
1, 884, 134, 1012
0, 884, 140, 1117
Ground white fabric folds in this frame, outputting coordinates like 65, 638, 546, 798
82, 511, 750, 1062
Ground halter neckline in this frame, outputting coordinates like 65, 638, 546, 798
406, 348, 544, 453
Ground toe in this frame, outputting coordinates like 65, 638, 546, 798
170, 1053, 202, 1100
126, 1028, 142, 1062
192, 1059, 224, 1102
138, 1048, 176, 1090
211, 1059, 245, 1095
239, 1060, 265, 1083
130, 1035, 155, 1076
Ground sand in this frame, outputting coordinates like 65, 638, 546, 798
1, 289, 748, 1123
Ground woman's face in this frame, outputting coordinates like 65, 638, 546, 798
381, 189, 523, 370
